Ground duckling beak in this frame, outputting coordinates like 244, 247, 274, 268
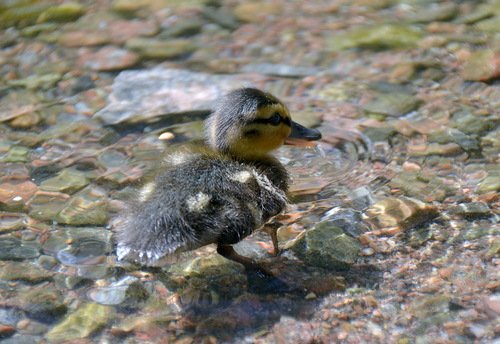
285, 121, 322, 146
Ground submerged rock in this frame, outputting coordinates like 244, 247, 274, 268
448, 202, 492, 219
16, 285, 67, 323
42, 227, 112, 266
88, 276, 149, 306
327, 24, 422, 51
363, 92, 421, 117
39, 168, 89, 194
55, 186, 108, 226
46, 302, 114, 342
0, 261, 53, 283
364, 197, 439, 232
289, 221, 361, 270
0, 236, 40, 261
126, 38, 196, 59
94, 68, 261, 125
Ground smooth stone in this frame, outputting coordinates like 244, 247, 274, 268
58, 30, 112, 47
404, 3, 458, 23
125, 37, 196, 59
475, 16, 500, 32
7, 73, 62, 90
0, 3, 51, 28
0, 213, 28, 233
241, 63, 320, 78
389, 171, 453, 202
408, 142, 463, 157
322, 208, 371, 237
94, 68, 261, 125
42, 227, 112, 266
203, 7, 239, 30
364, 197, 439, 231
39, 168, 89, 194
0, 180, 37, 211
36, 3, 85, 23
290, 221, 361, 270
478, 175, 500, 194
108, 19, 159, 44
428, 128, 479, 153
0, 335, 38, 344
233, 2, 282, 23
326, 24, 422, 51
77, 46, 139, 71
0, 237, 40, 261
158, 17, 205, 38
55, 186, 109, 226
17, 285, 67, 323
46, 303, 114, 342
462, 50, 500, 82
28, 191, 70, 222
362, 126, 397, 142
409, 294, 451, 319
451, 110, 498, 136
448, 202, 492, 219
0, 261, 52, 283
88, 277, 149, 306
0, 146, 30, 163
363, 92, 422, 117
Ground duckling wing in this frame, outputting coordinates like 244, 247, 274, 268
115, 156, 287, 266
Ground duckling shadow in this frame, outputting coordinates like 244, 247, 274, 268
151, 255, 382, 340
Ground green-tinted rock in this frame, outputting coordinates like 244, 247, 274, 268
37, 3, 85, 23
428, 128, 479, 153
21, 22, 57, 37
0, 3, 50, 28
290, 222, 360, 270
0, 261, 53, 283
8, 73, 62, 90
451, 110, 498, 136
404, 3, 458, 23
478, 175, 500, 193
55, 186, 108, 226
409, 294, 451, 319
462, 50, 500, 82
126, 38, 196, 59
46, 303, 114, 342
40, 168, 89, 194
475, 16, 500, 32
389, 171, 454, 202
327, 24, 423, 51
18, 285, 67, 322
0, 146, 30, 163
449, 202, 491, 219
362, 126, 397, 142
0, 236, 40, 260
28, 192, 69, 222
159, 17, 205, 38
363, 92, 421, 117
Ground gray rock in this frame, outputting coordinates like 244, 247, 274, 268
0, 236, 40, 261
94, 68, 260, 125
290, 221, 360, 270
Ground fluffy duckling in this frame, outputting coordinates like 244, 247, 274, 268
116, 88, 321, 269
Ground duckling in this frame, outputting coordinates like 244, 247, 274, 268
115, 88, 321, 269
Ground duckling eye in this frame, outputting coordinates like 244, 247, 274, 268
268, 112, 282, 126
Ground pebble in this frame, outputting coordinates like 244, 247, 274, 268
77, 46, 139, 71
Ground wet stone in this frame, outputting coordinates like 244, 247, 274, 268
361, 126, 397, 142
55, 186, 109, 226
16, 284, 67, 323
427, 128, 479, 153
363, 92, 421, 118
46, 302, 114, 342
409, 294, 451, 319
408, 142, 463, 157
462, 50, 500, 82
327, 24, 423, 51
321, 208, 370, 237
39, 168, 89, 195
289, 221, 361, 270
241, 63, 320, 78
389, 171, 453, 202
478, 175, 500, 194
0, 335, 39, 344
78, 46, 139, 72
0, 180, 37, 212
0, 146, 30, 163
0, 214, 22, 234
88, 276, 149, 307
0, 261, 52, 283
126, 38, 196, 59
58, 30, 112, 47
27, 191, 69, 222
53, 274, 91, 290
233, 2, 282, 23
448, 202, 492, 219
404, 3, 458, 23
364, 197, 439, 232
0, 237, 40, 261
42, 227, 112, 266
8, 73, 62, 90
451, 110, 498, 136
94, 68, 257, 125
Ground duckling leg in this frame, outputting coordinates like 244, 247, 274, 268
216, 244, 261, 270
261, 224, 280, 256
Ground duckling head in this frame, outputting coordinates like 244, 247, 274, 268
205, 88, 321, 159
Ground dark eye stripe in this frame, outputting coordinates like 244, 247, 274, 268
248, 114, 291, 126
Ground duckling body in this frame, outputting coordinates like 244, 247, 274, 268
116, 88, 320, 267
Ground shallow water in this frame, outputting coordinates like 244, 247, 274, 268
0, 0, 499, 343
